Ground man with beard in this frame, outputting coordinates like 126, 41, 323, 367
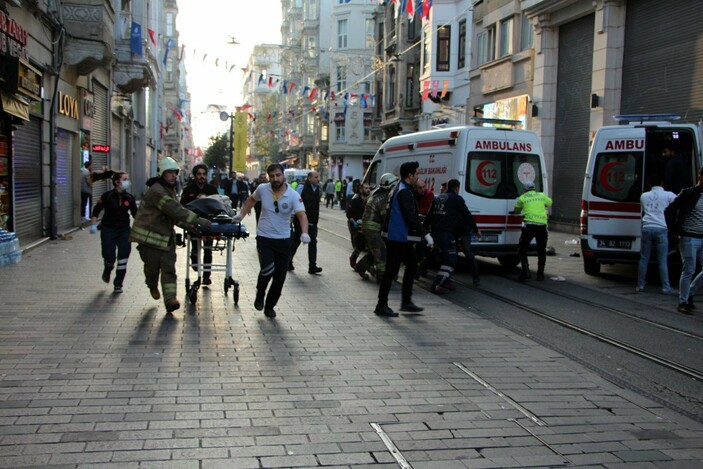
290, 171, 323, 274
347, 181, 371, 270
234, 164, 310, 318
180, 164, 218, 285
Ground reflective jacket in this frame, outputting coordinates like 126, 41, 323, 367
130, 178, 203, 250
514, 190, 552, 225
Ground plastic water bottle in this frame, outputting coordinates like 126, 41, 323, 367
564, 239, 580, 245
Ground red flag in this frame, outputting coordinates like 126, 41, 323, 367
240, 103, 252, 111
268, 76, 273, 87
147, 28, 157, 46
267, 113, 272, 122
308, 87, 317, 100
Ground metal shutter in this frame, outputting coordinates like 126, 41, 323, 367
621, 0, 703, 123
55, 129, 73, 231
111, 116, 122, 170
12, 117, 42, 244
91, 82, 109, 200
551, 13, 594, 225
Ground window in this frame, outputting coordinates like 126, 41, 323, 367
335, 124, 346, 142
520, 14, 533, 50
304, 0, 318, 20
458, 20, 467, 69
499, 17, 513, 57
405, 64, 416, 108
365, 18, 375, 49
422, 33, 430, 70
166, 12, 174, 37
466, 151, 543, 200
361, 80, 373, 94
476, 26, 495, 66
305, 114, 314, 135
337, 19, 348, 49
407, 14, 420, 40
436, 25, 450, 71
377, 22, 384, 55
306, 36, 316, 58
336, 65, 347, 92
387, 65, 396, 108
591, 152, 643, 202
363, 113, 373, 141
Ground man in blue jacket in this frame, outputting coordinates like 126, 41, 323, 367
374, 161, 434, 317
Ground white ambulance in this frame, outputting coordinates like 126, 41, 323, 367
362, 118, 548, 267
580, 114, 703, 275
284, 168, 311, 185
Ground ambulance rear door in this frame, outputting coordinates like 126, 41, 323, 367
581, 127, 645, 270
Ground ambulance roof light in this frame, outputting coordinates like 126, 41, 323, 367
470, 117, 523, 128
613, 114, 681, 124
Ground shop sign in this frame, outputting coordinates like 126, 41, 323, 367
58, 91, 79, 119
80, 89, 94, 130
0, 10, 28, 58
16, 59, 41, 101
91, 144, 110, 153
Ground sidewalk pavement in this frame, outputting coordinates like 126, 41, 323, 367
0, 222, 700, 468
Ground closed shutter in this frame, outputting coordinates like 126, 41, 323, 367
12, 117, 42, 244
55, 129, 73, 231
111, 116, 122, 170
621, 0, 703, 123
92, 82, 109, 200
551, 13, 594, 225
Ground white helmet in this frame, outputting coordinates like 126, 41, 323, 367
379, 173, 399, 189
158, 157, 180, 177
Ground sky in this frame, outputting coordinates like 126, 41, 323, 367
176, 0, 283, 148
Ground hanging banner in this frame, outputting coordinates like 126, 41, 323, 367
232, 111, 247, 172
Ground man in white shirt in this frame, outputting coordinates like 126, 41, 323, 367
637, 173, 676, 294
234, 164, 310, 318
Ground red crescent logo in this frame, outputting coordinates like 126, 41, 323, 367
599, 162, 625, 192
476, 161, 496, 186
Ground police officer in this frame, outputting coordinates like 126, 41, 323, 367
513, 180, 552, 281
346, 180, 370, 269
425, 178, 480, 294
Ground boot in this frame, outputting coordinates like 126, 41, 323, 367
518, 264, 531, 281
536, 264, 545, 281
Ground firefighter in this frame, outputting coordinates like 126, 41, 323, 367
130, 157, 212, 313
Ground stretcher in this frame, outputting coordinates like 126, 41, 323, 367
182, 196, 248, 305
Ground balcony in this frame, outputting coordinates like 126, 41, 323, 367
62, 0, 115, 75
113, 40, 157, 93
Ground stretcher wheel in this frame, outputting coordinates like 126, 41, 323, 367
188, 284, 198, 304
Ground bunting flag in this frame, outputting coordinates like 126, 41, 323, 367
240, 103, 252, 111
441, 80, 449, 98
302, 85, 310, 97
360, 94, 368, 108
289, 82, 296, 92
267, 113, 272, 122
431, 80, 440, 97
258, 74, 265, 85
421, 0, 432, 20
248, 113, 255, 121
163, 38, 175, 66
178, 44, 185, 63
421, 80, 430, 101
215, 58, 220, 67
308, 87, 317, 100
147, 28, 157, 46
130, 22, 142, 57
282, 81, 288, 94
172, 108, 183, 121
268, 76, 273, 87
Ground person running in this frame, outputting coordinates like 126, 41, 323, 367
234, 163, 310, 318
89, 170, 137, 294
513, 180, 553, 281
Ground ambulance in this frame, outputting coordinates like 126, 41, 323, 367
580, 114, 703, 275
284, 168, 312, 185
362, 118, 548, 267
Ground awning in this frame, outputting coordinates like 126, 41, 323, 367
0, 92, 30, 121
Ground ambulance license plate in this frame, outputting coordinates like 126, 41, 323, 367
476, 234, 498, 243
597, 239, 631, 249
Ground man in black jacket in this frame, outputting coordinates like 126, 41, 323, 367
180, 164, 218, 285
290, 171, 323, 274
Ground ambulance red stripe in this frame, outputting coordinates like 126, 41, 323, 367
585, 200, 641, 213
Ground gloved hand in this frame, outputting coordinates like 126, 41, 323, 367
197, 217, 212, 230
300, 233, 311, 244
232, 213, 244, 223
350, 220, 359, 229
89, 224, 98, 234
424, 233, 434, 247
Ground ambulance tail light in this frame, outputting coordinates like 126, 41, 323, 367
448, 130, 459, 146
580, 200, 589, 235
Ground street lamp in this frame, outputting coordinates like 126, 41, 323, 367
219, 111, 234, 173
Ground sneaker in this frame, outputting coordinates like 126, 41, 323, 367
662, 288, 672, 295
113, 285, 123, 294
202, 277, 212, 286
308, 266, 323, 275
102, 268, 111, 284
355, 268, 369, 280
349, 255, 357, 269
165, 298, 180, 313
150, 288, 161, 300
400, 302, 424, 313
678, 302, 693, 315
635, 286, 645, 292
432, 285, 450, 295
374, 305, 398, 317
264, 307, 277, 318
254, 292, 265, 311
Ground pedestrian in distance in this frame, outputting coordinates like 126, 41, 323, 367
375, 162, 433, 317
290, 170, 323, 274
425, 179, 481, 294
512, 180, 552, 281
335, 179, 343, 209
637, 173, 676, 294
324, 178, 336, 208
355, 174, 398, 282
233, 163, 310, 318
89, 170, 137, 294
347, 181, 371, 271
81, 161, 93, 221
130, 157, 212, 314
180, 164, 218, 286
224, 171, 239, 208
666, 167, 703, 314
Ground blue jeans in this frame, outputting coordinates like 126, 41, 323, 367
637, 227, 670, 291
678, 236, 703, 303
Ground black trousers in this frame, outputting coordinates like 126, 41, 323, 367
519, 224, 548, 268
377, 239, 417, 307
290, 217, 318, 269
190, 238, 213, 280
256, 236, 292, 309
